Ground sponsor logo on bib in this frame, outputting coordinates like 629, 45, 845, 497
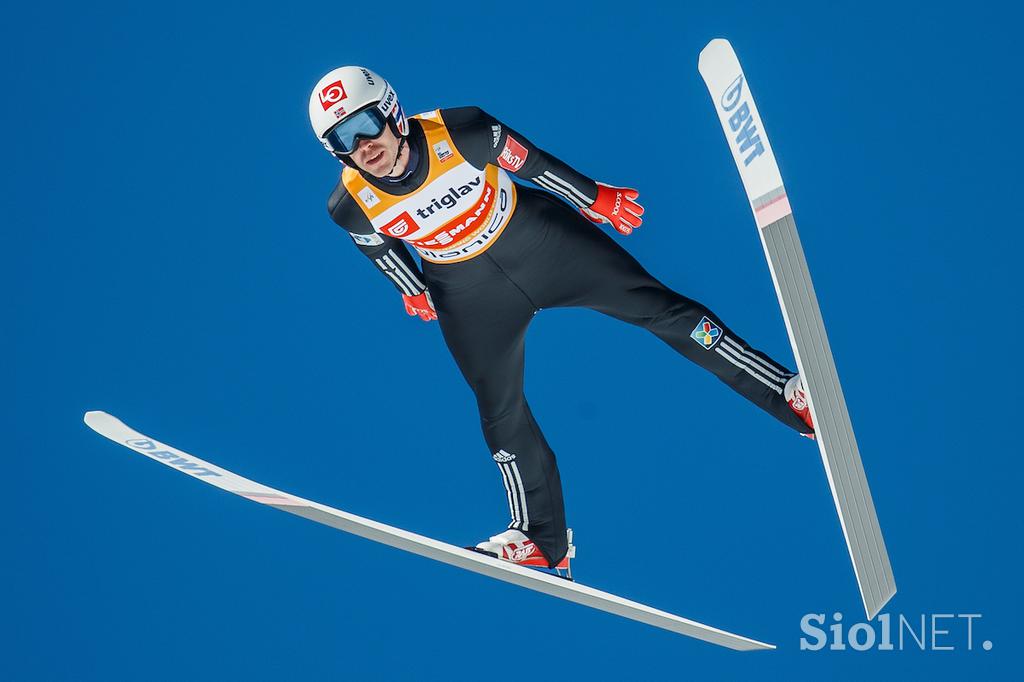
381, 211, 419, 238
358, 187, 380, 209
432, 140, 454, 163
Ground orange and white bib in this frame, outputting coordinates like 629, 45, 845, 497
341, 109, 518, 264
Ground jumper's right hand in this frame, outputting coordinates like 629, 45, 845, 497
403, 291, 437, 322
580, 182, 644, 236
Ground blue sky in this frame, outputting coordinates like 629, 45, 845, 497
3, 1, 1018, 679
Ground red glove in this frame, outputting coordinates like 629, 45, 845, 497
580, 182, 644, 235
402, 290, 437, 322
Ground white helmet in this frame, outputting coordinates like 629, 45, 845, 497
308, 66, 408, 159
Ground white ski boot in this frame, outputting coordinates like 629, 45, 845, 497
471, 529, 575, 580
785, 373, 816, 438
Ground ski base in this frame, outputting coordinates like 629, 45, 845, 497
698, 38, 896, 618
760, 214, 896, 617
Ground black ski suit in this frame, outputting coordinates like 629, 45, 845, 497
327, 107, 810, 565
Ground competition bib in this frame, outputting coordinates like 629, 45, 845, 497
342, 110, 518, 264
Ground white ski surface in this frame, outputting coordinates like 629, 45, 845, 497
698, 38, 896, 619
84, 410, 773, 650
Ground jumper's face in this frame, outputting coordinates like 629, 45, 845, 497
352, 123, 401, 177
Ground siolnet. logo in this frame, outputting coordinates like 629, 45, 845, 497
800, 612, 991, 652
690, 316, 722, 349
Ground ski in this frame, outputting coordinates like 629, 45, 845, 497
84, 410, 774, 650
697, 39, 896, 619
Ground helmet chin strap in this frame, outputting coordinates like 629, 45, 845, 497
385, 135, 407, 178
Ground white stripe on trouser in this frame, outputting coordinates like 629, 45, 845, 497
375, 257, 414, 295
721, 337, 789, 381
541, 170, 594, 206
715, 342, 784, 394
498, 460, 529, 531
533, 176, 587, 208
498, 463, 519, 527
388, 249, 424, 290
508, 461, 529, 531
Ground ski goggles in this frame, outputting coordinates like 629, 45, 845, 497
323, 105, 388, 155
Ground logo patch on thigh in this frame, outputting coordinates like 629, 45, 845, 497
690, 316, 722, 349
492, 450, 516, 462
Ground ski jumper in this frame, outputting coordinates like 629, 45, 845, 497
327, 107, 812, 565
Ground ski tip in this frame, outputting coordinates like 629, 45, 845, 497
698, 37, 733, 66
84, 410, 113, 429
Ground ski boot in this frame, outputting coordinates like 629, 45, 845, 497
785, 374, 816, 439
469, 529, 576, 580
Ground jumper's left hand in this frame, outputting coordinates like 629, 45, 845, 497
580, 182, 644, 235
